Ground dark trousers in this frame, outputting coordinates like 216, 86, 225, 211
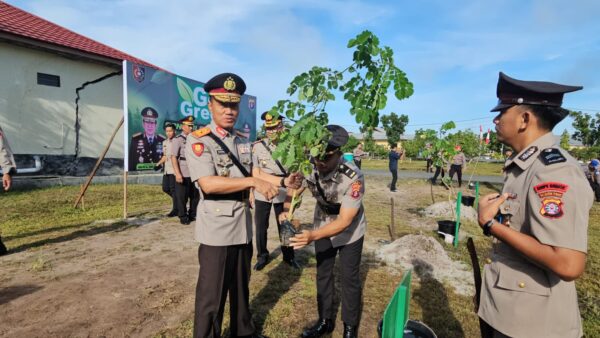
431, 166, 445, 183
162, 174, 178, 213
590, 181, 600, 202
354, 159, 362, 169
314, 236, 364, 326
449, 164, 463, 187
175, 177, 199, 218
254, 200, 295, 262
389, 167, 398, 191
426, 158, 433, 172
193, 243, 255, 338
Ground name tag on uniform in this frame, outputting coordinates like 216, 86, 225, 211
238, 144, 250, 154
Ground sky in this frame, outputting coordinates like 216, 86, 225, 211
7, 0, 600, 135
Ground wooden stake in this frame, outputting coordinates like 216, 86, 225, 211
389, 197, 396, 241
73, 116, 124, 208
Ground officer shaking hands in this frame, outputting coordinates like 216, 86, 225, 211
287, 125, 366, 338
252, 112, 300, 270
477, 72, 594, 338
184, 73, 302, 338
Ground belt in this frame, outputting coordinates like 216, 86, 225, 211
204, 190, 250, 201
318, 202, 341, 215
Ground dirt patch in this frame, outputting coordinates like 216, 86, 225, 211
375, 234, 473, 296
419, 201, 478, 222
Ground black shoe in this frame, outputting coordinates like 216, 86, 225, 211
179, 216, 190, 225
188, 215, 196, 222
253, 257, 269, 271
343, 323, 357, 338
284, 258, 301, 269
301, 319, 334, 338
166, 210, 177, 217
0, 237, 7, 256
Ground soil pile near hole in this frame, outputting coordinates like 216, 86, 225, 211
420, 201, 477, 222
376, 234, 473, 296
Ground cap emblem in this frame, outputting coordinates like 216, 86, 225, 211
224, 77, 236, 91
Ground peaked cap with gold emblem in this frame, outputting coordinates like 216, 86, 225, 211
203, 72, 246, 103
180, 115, 195, 126
261, 111, 284, 129
140, 107, 158, 122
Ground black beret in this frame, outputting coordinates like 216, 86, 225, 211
491, 72, 583, 112
325, 125, 349, 151
203, 73, 246, 103
140, 107, 158, 121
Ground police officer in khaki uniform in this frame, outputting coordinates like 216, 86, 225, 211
185, 73, 301, 338
0, 124, 16, 255
252, 112, 299, 270
288, 125, 366, 338
129, 107, 165, 171
156, 123, 178, 217
448, 145, 467, 187
171, 116, 199, 224
477, 72, 593, 338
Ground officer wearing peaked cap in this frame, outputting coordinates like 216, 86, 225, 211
252, 112, 300, 270
477, 72, 593, 338
185, 73, 302, 338
171, 115, 199, 225
128, 107, 166, 171
287, 125, 366, 338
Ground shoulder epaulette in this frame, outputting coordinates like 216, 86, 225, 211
338, 163, 357, 179
192, 127, 211, 138
540, 148, 566, 165
132, 132, 142, 137
157, 134, 166, 140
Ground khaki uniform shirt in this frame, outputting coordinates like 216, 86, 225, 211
252, 139, 287, 204
0, 125, 16, 174
478, 132, 593, 338
451, 152, 466, 166
172, 133, 190, 178
185, 122, 253, 246
305, 160, 366, 248
163, 138, 175, 175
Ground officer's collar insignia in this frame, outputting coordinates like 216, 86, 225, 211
518, 146, 538, 162
216, 127, 229, 138
192, 127, 211, 138
192, 143, 204, 157
534, 182, 569, 219
540, 148, 566, 165
224, 77, 236, 91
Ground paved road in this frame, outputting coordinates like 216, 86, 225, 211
363, 169, 504, 184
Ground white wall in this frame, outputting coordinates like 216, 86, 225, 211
0, 42, 124, 158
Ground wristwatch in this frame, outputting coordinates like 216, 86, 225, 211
280, 177, 286, 188
482, 219, 495, 237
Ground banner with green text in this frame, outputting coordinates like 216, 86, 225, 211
123, 61, 257, 171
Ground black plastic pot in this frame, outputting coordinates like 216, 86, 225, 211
437, 220, 457, 235
461, 195, 475, 207
377, 319, 437, 338
279, 220, 301, 246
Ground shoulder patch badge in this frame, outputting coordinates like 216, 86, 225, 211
350, 180, 362, 199
540, 148, 566, 165
192, 143, 205, 157
192, 127, 211, 138
518, 146, 538, 162
534, 182, 569, 218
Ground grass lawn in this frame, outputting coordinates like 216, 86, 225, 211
362, 159, 504, 176
1, 180, 598, 337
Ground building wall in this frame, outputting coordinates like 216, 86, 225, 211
0, 42, 124, 158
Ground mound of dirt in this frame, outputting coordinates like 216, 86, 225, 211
376, 234, 473, 296
419, 201, 477, 222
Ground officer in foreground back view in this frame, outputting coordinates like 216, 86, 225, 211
0, 124, 17, 255
477, 72, 593, 338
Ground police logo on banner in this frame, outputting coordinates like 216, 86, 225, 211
133, 64, 145, 83
248, 98, 256, 110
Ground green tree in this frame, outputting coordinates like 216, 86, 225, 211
270, 30, 414, 175
571, 111, 600, 147
360, 125, 377, 154
403, 128, 437, 158
446, 130, 479, 157
381, 112, 409, 147
560, 129, 571, 149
